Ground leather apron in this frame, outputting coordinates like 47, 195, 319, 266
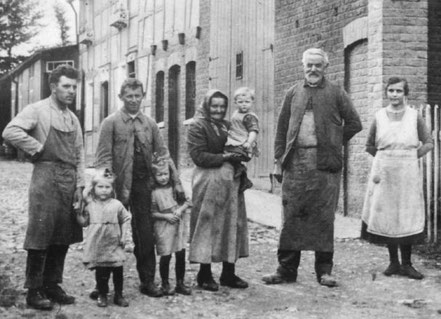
24, 109, 83, 249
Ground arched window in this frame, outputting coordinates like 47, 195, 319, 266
185, 61, 196, 119
100, 81, 109, 122
168, 65, 181, 164
155, 71, 164, 123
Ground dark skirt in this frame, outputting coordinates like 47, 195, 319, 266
361, 222, 425, 246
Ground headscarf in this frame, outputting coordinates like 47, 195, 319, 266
195, 89, 229, 135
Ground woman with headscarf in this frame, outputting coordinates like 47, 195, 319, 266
361, 77, 433, 280
187, 89, 249, 291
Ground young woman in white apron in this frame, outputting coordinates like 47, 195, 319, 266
361, 77, 433, 280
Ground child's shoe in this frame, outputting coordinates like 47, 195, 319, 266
114, 293, 129, 307
239, 176, 253, 193
175, 280, 192, 295
97, 294, 107, 307
89, 288, 99, 300
161, 281, 175, 296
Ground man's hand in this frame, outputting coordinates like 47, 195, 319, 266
175, 184, 186, 205
73, 187, 84, 211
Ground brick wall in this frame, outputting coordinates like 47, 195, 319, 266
428, 0, 441, 105
382, 0, 428, 104
274, 0, 368, 112
275, 0, 369, 216
275, 0, 436, 217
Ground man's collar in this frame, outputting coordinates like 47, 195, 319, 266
121, 108, 144, 123
49, 95, 69, 112
303, 77, 326, 88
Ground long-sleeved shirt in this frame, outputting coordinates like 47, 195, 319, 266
274, 78, 362, 173
95, 108, 181, 205
2, 96, 85, 187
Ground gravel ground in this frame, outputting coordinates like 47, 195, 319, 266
2, 159, 441, 319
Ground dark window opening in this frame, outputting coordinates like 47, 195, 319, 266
127, 61, 136, 78
100, 81, 109, 122
236, 51, 243, 79
155, 71, 164, 123
168, 65, 181, 165
185, 61, 196, 119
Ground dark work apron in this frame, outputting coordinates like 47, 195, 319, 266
24, 110, 83, 249
279, 148, 340, 252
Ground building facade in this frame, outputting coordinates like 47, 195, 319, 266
196, 0, 275, 177
78, 0, 200, 165
275, 0, 441, 216
78, 0, 276, 177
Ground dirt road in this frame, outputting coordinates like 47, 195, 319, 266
1, 159, 441, 318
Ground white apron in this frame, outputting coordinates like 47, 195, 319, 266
361, 107, 425, 238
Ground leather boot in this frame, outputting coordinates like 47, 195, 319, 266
44, 284, 75, 304
197, 264, 219, 291
140, 281, 163, 297
89, 287, 99, 300
383, 262, 401, 276
26, 288, 53, 310
161, 280, 175, 296
113, 292, 129, 307
97, 294, 107, 307
220, 262, 248, 289
175, 279, 192, 295
175, 250, 191, 295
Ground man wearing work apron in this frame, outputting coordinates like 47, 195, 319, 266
262, 48, 362, 287
2, 65, 85, 310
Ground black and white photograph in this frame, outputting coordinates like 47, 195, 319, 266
1, 0, 441, 318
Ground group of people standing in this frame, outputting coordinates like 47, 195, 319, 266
2, 46, 433, 311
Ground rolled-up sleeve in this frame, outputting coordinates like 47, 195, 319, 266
243, 114, 259, 133
2, 105, 43, 155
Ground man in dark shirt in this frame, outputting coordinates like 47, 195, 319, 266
262, 48, 362, 287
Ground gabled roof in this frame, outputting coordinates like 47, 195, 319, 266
0, 44, 78, 81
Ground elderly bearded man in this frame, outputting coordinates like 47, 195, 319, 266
262, 48, 362, 287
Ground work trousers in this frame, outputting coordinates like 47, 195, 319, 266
277, 249, 333, 281
130, 178, 156, 285
25, 245, 68, 289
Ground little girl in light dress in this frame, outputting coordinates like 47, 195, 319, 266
76, 168, 131, 307
151, 156, 192, 296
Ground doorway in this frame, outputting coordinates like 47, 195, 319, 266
168, 65, 181, 165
